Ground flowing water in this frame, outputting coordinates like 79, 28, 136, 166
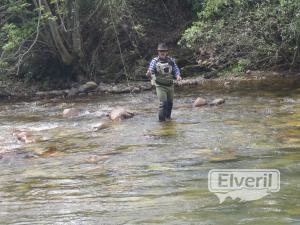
0, 78, 300, 225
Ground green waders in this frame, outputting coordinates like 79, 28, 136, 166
155, 84, 174, 121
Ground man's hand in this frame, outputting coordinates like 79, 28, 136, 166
146, 70, 152, 79
176, 75, 182, 81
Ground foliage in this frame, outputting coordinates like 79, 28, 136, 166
180, 0, 300, 71
0, 0, 194, 86
0, 0, 197, 88
0, 1, 38, 73
0, 0, 143, 82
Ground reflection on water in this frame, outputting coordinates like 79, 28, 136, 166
1, 79, 300, 224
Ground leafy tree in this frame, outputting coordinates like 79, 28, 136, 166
180, 0, 300, 71
0, 0, 136, 82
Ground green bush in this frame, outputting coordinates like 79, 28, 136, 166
180, 0, 300, 71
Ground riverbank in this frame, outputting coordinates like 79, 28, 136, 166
1, 71, 300, 101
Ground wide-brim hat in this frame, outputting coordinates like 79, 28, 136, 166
157, 43, 168, 51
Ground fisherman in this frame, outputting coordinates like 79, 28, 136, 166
146, 43, 182, 122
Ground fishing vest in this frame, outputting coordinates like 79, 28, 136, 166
154, 57, 174, 86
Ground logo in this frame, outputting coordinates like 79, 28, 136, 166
208, 169, 280, 203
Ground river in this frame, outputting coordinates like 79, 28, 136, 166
0, 78, 300, 224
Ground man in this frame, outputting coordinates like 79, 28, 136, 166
146, 43, 182, 122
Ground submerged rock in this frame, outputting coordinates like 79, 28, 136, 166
11, 129, 37, 143
92, 121, 110, 131
210, 98, 225, 106
40, 147, 64, 158
63, 108, 82, 118
84, 154, 110, 164
0, 151, 37, 162
193, 97, 207, 107
108, 108, 134, 121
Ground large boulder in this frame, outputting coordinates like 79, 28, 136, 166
108, 108, 134, 121
79, 81, 98, 93
63, 108, 82, 118
193, 97, 207, 107
210, 98, 225, 106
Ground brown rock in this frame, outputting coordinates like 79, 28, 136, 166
40, 147, 64, 158
193, 97, 207, 107
63, 108, 82, 118
11, 129, 36, 143
108, 108, 134, 121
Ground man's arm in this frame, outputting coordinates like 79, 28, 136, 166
146, 58, 157, 78
170, 58, 182, 81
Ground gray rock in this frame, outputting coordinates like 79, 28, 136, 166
210, 98, 225, 106
131, 87, 141, 93
79, 81, 98, 93
193, 97, 207, 107
96, 85, 108, 93
123, 87, 132, 93
68, 87, 79, 97
92, 121, 110, 131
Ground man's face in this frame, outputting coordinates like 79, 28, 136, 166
158, 50, 168, 59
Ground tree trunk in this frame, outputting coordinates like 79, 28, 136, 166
41, 0, 73, 65
72, 0, 83, 59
